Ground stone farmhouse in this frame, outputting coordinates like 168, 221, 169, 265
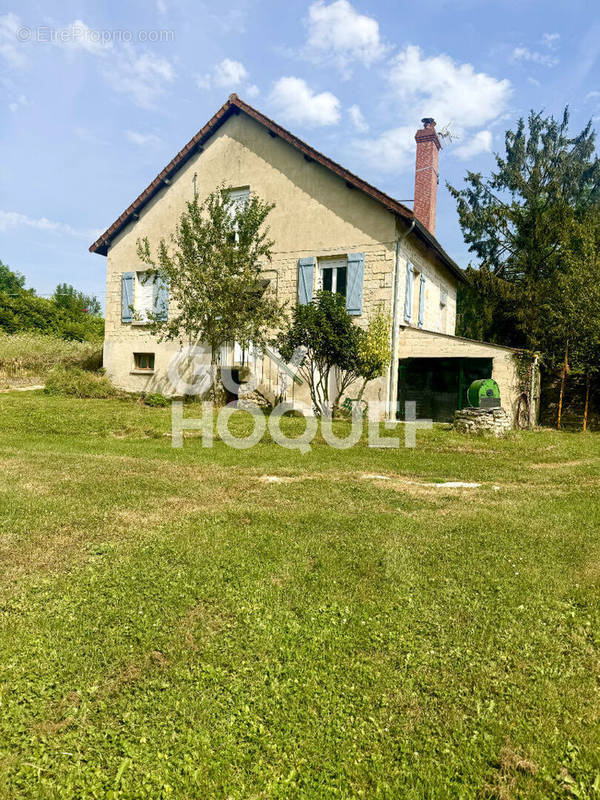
90, 94, 522, 421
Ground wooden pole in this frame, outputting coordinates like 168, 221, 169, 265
557, 342, 568, 430
583, 372, 591, 432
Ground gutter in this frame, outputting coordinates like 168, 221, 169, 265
388, 219, 416, 419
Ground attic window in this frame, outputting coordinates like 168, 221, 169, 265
228, 187, 250, 243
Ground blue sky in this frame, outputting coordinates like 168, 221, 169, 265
1, 0, 599, 305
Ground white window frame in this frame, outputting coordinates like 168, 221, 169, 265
318, 256, 348, 297
133, 271, 154, 324
228, 187, 250, 244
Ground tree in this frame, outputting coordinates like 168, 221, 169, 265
277, 291, 361, 415
356, 311, 391, 401
0, 259, 27, 295
448, 108, 600, 353
543, 210, 600, 427
137, 185, 286, 401
53, 283, 102, 317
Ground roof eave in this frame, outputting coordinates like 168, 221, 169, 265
411, 219, 467, 284
88, 94, 466, 287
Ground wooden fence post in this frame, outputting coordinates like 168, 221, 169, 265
583, 372, 591, 432
557, 342, 568, 430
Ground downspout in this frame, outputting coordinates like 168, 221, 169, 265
388, 219, 416, 419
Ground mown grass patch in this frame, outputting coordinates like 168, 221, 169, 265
0, 393, 599, 798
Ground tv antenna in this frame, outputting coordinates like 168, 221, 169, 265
438, 122, 459, 144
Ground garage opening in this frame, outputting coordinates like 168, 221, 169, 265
397, 357, 493, 422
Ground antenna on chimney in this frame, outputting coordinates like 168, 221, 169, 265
438, 121, 460, 144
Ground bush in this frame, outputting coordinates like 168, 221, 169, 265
0, 332, 102, 380
44, 366, 116, 399
0, 291, 104, 342
143, 393, 170, 407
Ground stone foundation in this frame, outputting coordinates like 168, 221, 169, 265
454, 407, 512, 436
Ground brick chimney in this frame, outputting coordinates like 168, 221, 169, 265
414, 117, 441, 235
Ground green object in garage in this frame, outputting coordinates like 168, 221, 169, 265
468, 378, 501, 409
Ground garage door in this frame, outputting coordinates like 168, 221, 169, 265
397, 357, 493, 422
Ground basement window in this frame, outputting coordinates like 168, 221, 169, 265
133, 353, 155, 372
320, 257, 347, 299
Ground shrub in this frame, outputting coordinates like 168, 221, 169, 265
44, 366, 116, 399
0, 291, 104, 342
143, 393, 170, 407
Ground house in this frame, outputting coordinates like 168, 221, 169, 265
90, 94, 523, 422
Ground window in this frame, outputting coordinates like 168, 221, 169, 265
404, 262, 414, 323
228, 187, 250, 243
417, 275, 426, 328
134, 352, 155, 371
134, 272, 154, 322
320, 257, 347, 299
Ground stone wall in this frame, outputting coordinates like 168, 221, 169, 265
454, 407, 512, 435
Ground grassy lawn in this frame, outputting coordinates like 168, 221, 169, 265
0, 392, 599, 799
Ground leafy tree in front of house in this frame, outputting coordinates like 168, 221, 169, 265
277, 291, 362, 415
137, 185, 287, 401
355, 310, 391, 401
277, 292, 390, 415
448, 107, 600, 357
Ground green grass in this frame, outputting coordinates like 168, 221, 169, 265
0, 393, 599, 799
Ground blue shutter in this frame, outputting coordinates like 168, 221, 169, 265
153, 277, 169, 321
346, 252, 365, 316
418, 275, 426, 328
121, 272, 134, 323
403, 263, 414, 322
298, 257, 315, 305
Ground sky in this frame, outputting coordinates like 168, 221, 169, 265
1, 0, 599, 305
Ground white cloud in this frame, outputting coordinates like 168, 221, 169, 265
125, 130, 162, 147
585, 90, 600, 101
213, 58, 248, 88
0, 12, 26, 69
512, 46, 558, 67
348, 103, 368, 132
305, 0, 387, 76
353, 46, 510, 173
49, 20, 174, 108
246, 84, 260, 99
268, 77, 341, 127
542, 32, 560, 49
196, 58, 253, 94
353, 126, 415, 172
0, 210, 95, 238
453, 130, 492, 160
8, 93, 27, 112
103, 46, 174, 109
387, 46, 511, 131
55, 20, 111, 57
